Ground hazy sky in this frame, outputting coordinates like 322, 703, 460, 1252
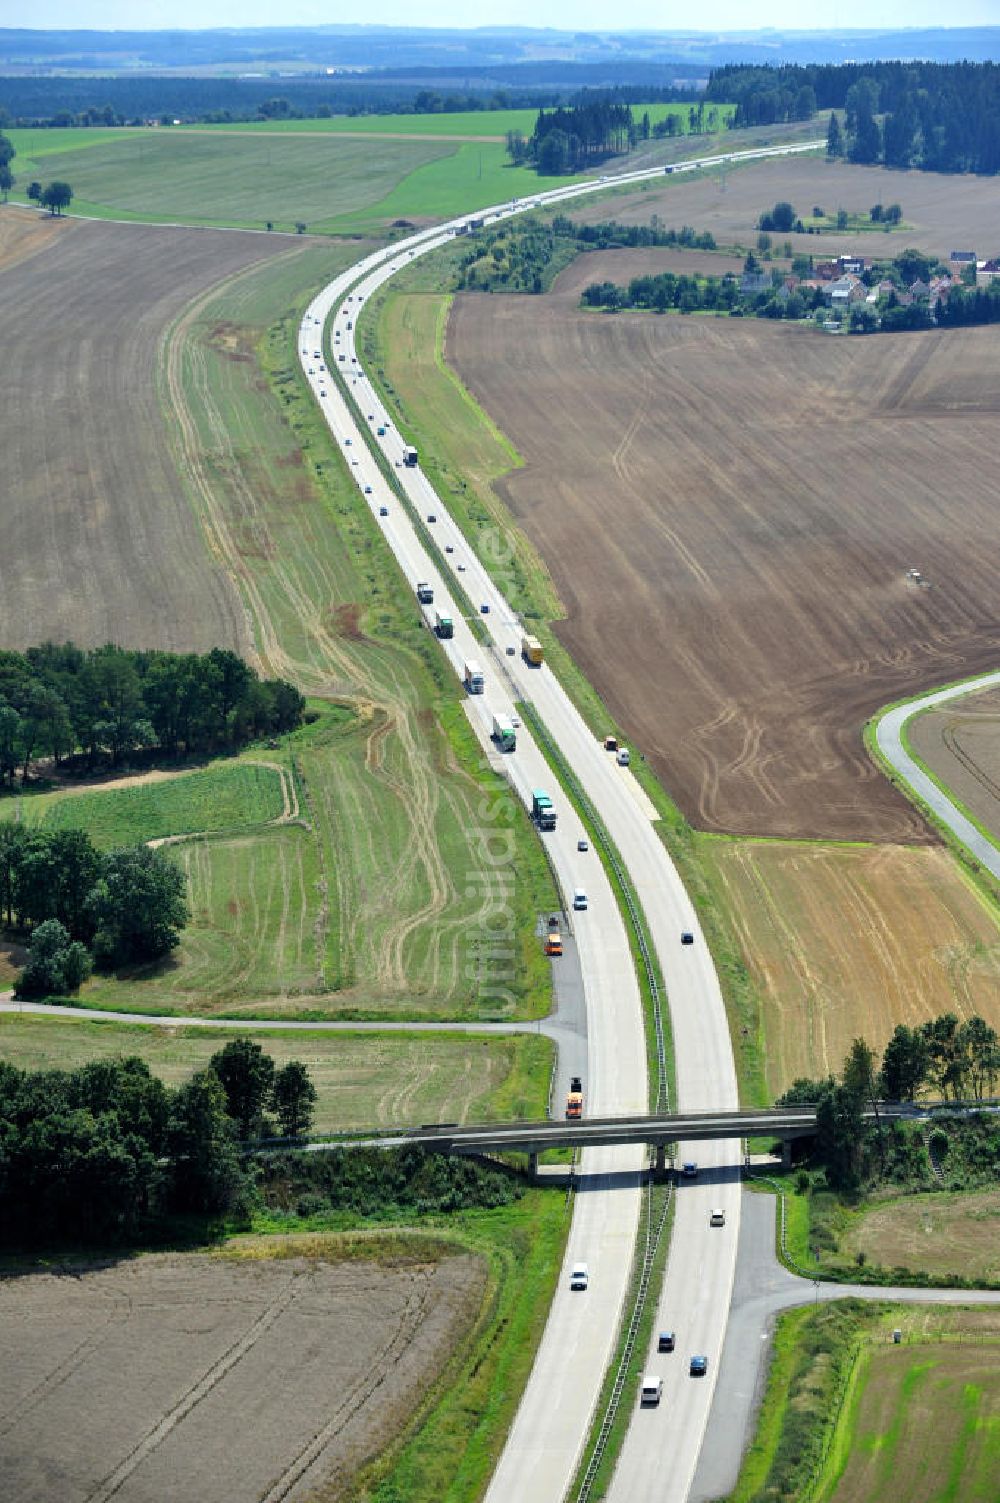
10, 2, 1000, 31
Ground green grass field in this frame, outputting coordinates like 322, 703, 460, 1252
106, 235, 558, 1022
9, 760, 286, 848
730, 1301, 1000, 1503
178, 101, 720, 140
0, 1012, 552, 1129
6, 102, 732, 233
6, 129, 454, 231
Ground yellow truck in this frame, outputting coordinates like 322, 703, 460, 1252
521, 634, 543, 667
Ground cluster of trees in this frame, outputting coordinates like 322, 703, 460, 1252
26, 179, 73, 215
582, 258, 816, 321
0, 643, 304, 785
1, 826, 188, 985
779, 1013, 1000, 1189
0, 132, 72, 212
710, 60, 1000, 174
456, 213, 717, 296
551, 213, 716, 251
0, 1041, 317, 1245
507, 96, 636, 175
260, 1142, 521, 1220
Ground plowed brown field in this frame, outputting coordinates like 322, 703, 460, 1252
909, 683, 1000, 847
448, 302, 1000, 839
576, 157, 1000, 261
0, 1243, 484, 1503
0, 208, 292, 653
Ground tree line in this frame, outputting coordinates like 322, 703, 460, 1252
0, 1040, 317, 1246
0, 642, 304, 785
1, 826, 188, 985
455, 213, 716, 295
507, 96, 636, 175
0, 131, 72, 211
778, 1012, 1000, 1190
709, 60, 1000, 174
581, 257, 811, 320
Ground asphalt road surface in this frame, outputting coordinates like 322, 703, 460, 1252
876, 671, 1000, 881
298, 141, 822, 1503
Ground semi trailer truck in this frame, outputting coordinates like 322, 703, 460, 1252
434, 610, 454, 638
521, 634, 543, 666
464, 660, 485, 694
531, 789, 556, 830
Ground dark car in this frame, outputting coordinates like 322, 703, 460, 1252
690, 1354, 708, 1377
682, 1161, 698, 1178
681, 931, 694, 946
379, 506, 388, 517
658, 1331, 676, 1353
427, 514, 437, 523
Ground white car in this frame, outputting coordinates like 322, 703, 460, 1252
569, 1262, 589, 1291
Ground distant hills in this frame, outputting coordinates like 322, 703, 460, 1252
1, 25, 999, 78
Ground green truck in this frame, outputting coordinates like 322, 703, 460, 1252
531, 789, 556, 831
492, 713, 516, 752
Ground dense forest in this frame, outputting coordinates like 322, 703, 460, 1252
708, 60, 1000, 174
0, 643, 303, 785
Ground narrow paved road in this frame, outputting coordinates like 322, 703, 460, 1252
875, 671, 1000, 881
692, 1187, 1000, 1501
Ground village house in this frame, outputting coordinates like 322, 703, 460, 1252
949, 250, 976, 268
977, 257, 1000, 285
827, 274, 865, 308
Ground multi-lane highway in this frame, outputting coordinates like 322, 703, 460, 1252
298, 137, 822, 1503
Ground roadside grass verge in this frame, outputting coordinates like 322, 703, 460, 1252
6, 758, 287, 848
0, 1013, 552, 1132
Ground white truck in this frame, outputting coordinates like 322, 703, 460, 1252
464, 660, 485, 694
492, 713, 516, 752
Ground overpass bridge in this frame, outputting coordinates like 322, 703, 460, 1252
303, 1103, 935, 1173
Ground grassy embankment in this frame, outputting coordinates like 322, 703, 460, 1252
729, 1300, 1000, 1503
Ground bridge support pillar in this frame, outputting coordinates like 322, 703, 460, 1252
654, 1144, 667, 1180
780, 1138, 793, 1170
529, 1152, 539, 1182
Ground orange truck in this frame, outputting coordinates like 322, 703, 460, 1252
544, 928, 563, 957
565, 1075, 583, 1119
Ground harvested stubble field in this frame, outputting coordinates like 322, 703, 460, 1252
0, 1014, 551, 1129
0, 1242, 485, 1503
823, 1313, 1000, 1503
574, 157, 1000, 262
908, 683, 1000, 847
0, 207, 290, 654
448, 300, 1000, 841
841, 1189, 1000, 1285
550, 246, 746, 299
700, 837, 1000, 1093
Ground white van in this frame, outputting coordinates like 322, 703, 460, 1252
569, 1262, 589, 1291
616, 747, 631, 766
710, 1208, 726, 1227
573, 888, 588, 910
640, 1375, 663, 1406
